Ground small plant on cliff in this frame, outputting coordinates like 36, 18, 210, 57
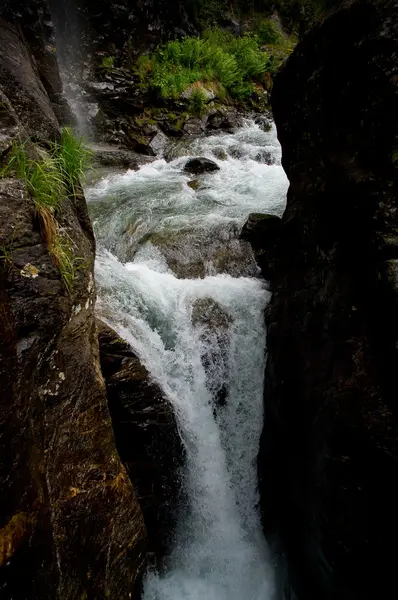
1, 142, 66, 210
0, 131, 92, 293
101, 55, 115, 69
53, 127, 93, 197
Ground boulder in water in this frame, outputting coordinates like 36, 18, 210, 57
184, 157, 220, 175
187, 179, 200, 190
206, 110, 242, 133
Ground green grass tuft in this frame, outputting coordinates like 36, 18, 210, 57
188, 87, 208, 115
0, 129, 92, 293
53, 127, 93, 197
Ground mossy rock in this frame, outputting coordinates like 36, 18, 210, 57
187, 180, 200, 191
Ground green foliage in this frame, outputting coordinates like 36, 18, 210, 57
135, 28, 270, 104
1, 142, 65, 210
53, 127, 93, 197
255, 18, 285, 45
101, 55, 115, 69
188, 87, 207, 115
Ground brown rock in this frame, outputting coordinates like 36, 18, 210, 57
0, 177, 147, 599
0, 5, 147, 597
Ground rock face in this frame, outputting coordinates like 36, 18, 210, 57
51, 0, 197, 58
240, 213, 281, 279
97, 321, 184, 561
257, 2, 398, 600
0, 5, 147, 598
0, 1, 72, 126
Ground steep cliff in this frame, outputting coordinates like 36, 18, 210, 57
0, 6, 147, 599
258, 1, 398, 599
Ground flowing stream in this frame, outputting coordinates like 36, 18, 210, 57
85, 119, 288, 600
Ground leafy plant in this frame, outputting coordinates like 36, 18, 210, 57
135, 27, 270, 104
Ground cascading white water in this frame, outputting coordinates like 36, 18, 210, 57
85, 119, 288, 600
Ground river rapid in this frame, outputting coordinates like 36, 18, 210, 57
85, 118, 288, 600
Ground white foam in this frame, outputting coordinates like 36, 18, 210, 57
87, 120, 286, 600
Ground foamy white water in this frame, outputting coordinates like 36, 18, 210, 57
85, 119, 288, 600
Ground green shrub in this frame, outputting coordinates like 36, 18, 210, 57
188, 87, 208, 115
135, 28, 270, 104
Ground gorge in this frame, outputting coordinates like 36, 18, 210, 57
1, 1, 398, 600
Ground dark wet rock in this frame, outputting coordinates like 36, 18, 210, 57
0, 6, 147, 597
184, 157, 220, 175
254, 149, 276, 164
51, 0, 197, 60
139, 226, 257, 280
183, 116, 207, 136
211, 147, 228, 161
91, 145, 156, 169
0, 15, 59, 142
0, 1, 73, 127
259, 2, 398, 600
0, 179, 147, 599
229, 146, 245, 160
254, 112, 273, 133
158, 119, 185, 138
97, 321, 184, 561
191, 298, 232, 330
241, 213, 282, 280
206, 110, 242, 133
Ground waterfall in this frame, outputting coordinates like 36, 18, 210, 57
85, 119, 288, 600
49, 0, 98, 136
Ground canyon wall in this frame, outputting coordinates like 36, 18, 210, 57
0, 5, 149, 598
258, 1, 398, 599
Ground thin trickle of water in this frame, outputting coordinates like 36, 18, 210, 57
86, 120, 287, 600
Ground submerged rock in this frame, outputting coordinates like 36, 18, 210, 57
191, 298, 232, 416
187, 179, 200, 190
97, 321, 184, 561
184, 157, 220, 174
